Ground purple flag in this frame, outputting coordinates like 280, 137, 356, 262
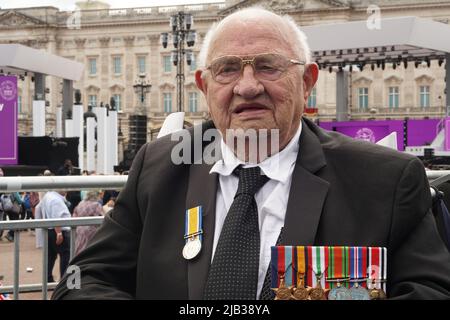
0, 76, 18, 165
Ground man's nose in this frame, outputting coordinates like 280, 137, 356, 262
233, 65, 264, 98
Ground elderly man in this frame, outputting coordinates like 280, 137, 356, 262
53, 8, 450, 300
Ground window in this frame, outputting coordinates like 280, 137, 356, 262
189, 54, 196, 72
388, 86, 399, 109
307, 87, 317, 108
112, 94, 121, 111
188, 92, 198, 112
89, 58, 97, 75
138, 56, 146, 74
88, 95, 97, 107
18, 95, 22, 113
163, 93, 172, 113
113, 56, 122, 74
420, 86, 430, 108
358, 87, 369, 110
163, 56, 172, 73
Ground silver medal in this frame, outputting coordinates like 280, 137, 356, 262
350, 285, 370, 300
182, 237, 202, 260
328, 285, 352, 300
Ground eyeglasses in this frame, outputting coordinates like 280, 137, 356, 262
206, 53, 305, 84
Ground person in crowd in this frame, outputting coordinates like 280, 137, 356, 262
72, 190, 104, 256
37, 190, 71, 282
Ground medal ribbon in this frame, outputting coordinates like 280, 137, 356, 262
349, 247, 368, 288
284, 246, 294, 287
184, 206, 202, 242
308, 246, 328, 288
294, 246, 306, 287
271, 246, 285, 287
368, 247, 387, 291
327, 246, 349, 288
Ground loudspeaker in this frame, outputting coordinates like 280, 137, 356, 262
128, 115, 147, 152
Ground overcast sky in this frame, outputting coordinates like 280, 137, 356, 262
0, 0, 224, 11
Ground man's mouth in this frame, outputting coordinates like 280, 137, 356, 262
233, 103, 269, 114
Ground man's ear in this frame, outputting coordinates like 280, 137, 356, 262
303, 63, 319, 100
195, 70, 207, 94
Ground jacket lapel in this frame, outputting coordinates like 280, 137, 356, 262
185, 163, 218, 299
281, 119, 330, 246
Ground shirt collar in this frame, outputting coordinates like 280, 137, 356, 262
210, 122, 302, 184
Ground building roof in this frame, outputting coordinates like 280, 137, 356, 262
302, 16, 450, 66
0, 43, 84, 81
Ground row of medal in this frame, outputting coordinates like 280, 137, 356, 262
271, 246, 387, 300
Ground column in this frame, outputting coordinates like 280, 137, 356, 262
32, 73, 46, 136
56, 106, 63, 137
336, 70, 349, 121
62, 79, 73, 136
93, 106, 107, 174
107, 109, 118, 173
72, 104, 84, 171
86, 117, 97, 173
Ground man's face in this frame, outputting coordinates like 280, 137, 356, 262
196, 18, 318, 150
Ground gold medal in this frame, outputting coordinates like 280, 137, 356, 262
292, 273, 308, 300
272, 273, 293, 300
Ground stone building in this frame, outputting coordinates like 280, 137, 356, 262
1, 0, 450, 151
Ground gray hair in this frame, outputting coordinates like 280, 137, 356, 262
198, 7, 311, 68
85, 190, 101, 201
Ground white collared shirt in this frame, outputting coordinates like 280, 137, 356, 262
210, 123, 302, 298
40, 191, 71, 231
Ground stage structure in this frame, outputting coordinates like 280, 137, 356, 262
0, 44, 120, 173
303, 16, 450, 121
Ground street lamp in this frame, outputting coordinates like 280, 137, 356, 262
161, 12, 196, 113
133, 73, 152, 115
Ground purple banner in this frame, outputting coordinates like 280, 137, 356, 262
0, 76, 18, 165
319, 120, 404, 150
406, 119, 440, 147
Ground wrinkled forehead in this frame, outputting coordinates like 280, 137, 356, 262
207, 15, 296, 63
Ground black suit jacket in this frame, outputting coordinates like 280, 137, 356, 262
52, 118, 450, 299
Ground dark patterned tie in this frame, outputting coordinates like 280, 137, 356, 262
204, 166, 269, 300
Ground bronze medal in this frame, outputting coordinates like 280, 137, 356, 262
292, 273, 308, 300
368, 280, 387, 300
272, 274, 293, 300
309, 273, 327, 300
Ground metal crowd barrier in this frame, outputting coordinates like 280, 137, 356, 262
0, 217, 104, 300
0, 176, 124, 300
0, 171, 447, 193
0, 175, 128, 193
0, 171, 450, 300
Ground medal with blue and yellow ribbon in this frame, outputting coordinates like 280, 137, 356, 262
182, 206, 203, 260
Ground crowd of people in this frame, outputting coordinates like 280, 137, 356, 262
0, 161, 124, 283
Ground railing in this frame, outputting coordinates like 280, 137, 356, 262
0, 176, 125, 300
1, 170, 450, 300
0, 217, 104, 300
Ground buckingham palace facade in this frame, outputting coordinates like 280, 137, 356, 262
1, 0, 450, 150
